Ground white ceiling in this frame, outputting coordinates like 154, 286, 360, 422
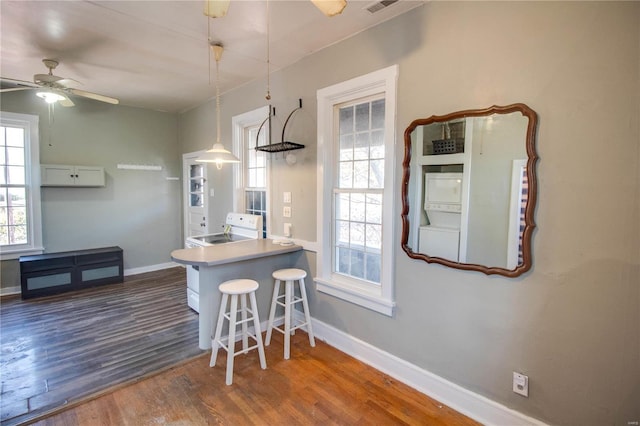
0, 0, 423, 113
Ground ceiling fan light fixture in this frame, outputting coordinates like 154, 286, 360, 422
311, 0, 347, 17
203, 0, 230, 18
36, 90, 65, 104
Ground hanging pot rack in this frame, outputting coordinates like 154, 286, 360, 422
255, 98, 305, 153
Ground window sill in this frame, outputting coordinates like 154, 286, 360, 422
0, 246, 45, 261
315, 276, 395, 317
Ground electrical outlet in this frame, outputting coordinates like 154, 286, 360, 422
283, 206, 291, 218
284, 223, 292, 237
513, 372, 529, 397
283, 192, 291, 203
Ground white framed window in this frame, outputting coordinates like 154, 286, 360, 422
316, 65, 398, 316
0, 112, 43, 259
233, 106, 270, 237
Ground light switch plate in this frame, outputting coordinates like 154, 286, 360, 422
283, 192, 291, 203
283, 206, 291, 218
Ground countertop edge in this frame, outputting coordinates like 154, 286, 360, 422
171, 239, 302, 267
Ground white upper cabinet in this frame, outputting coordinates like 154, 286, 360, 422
41, 164, 105, 187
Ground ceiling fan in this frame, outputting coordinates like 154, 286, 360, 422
0, 59, 119, 107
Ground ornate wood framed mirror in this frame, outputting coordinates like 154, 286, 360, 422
401, 104, 538, 277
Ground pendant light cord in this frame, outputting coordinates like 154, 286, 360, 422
265, 0, 271, 101
216, 53, 221, 144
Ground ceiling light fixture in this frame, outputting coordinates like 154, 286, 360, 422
196, 43, 240, 170
36, 90, 65, 104
203, 0, 230, 18
311, 0, 347, 17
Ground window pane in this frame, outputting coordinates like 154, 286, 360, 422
366, 194, 382, 224
0, 226, 7, 245
336, 246, 350, 275
7, 147, 24, 166
353, 160, 369, 188
0, 148, 5, 165
339, 106, 354, 135
354, 132, 369, 160
371, 99, 385, 130
256, 170, 265, 188
339, 161, 353, 188
365, 223, 382, 250
0, 207, 6, 225
339, 134, 353, 161
350, 193, 365, 222
0, 167, 5, 185
9, 225, 27, 244
8, 206, 26, 225
350, 222, 365, 247
336, 193, 350, 221
336, 219, 349, 245
365, 253, 381, 283
8, 188, 25, 206
7, 166, 25, 185
350, 249, 365, 278
370, 130, 384, 159
6, 127, 24, 148
355, 103, 370, 132
369, 159, 384, 189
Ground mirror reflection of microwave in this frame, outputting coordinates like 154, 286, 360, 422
424, 172, 463, 213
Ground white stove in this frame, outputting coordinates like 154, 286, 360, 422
185, 212, 263, 312
185, 212, 263, 248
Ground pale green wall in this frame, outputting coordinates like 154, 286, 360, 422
179, 2, 639, 424
1, 94, 182, 287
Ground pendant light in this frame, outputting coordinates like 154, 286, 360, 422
196, 43, 240, 169
203, 0, 230, 18
311, 0, 347, 17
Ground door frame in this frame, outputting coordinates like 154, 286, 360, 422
182, 150, 209, 243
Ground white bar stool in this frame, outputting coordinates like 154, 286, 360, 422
265, 268, 315, 359
210, 279, 267, 385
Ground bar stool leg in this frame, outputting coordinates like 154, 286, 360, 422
265, 279, 281, 346
210, 293, 228, 367
298, 277, 315, 347
226, 294, 238, 385
250, 291, 267, 370
240, 293, 249, 353
284, 280, 293, 360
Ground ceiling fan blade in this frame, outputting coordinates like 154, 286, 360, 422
56, 78, 82, 88
69, 88, 119, 105
1, 77, 40, 88
59, 94, 75, 107
0, 87, 34, 93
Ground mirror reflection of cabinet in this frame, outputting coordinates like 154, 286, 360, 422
401, 104, 538, 278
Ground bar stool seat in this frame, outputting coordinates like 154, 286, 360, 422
210, 279, 267, 385
265, 268, 315, 359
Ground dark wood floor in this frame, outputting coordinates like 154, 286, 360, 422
2, 267, 479, 426
0, 267, 204, 426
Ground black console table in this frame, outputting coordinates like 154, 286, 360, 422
19, 246, 123, 299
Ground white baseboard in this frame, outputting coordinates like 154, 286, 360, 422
0, 286, 20, 297
124, 262, 179, 276
296, 312, 547, 426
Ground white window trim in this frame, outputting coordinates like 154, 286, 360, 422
232, 105, 271, 231
0, 111, 44, 259
316, 65, 398, 316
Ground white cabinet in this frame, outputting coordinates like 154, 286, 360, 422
41, 164, 105, 187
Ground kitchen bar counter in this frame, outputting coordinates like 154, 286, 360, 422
171, 239, 302, 267
171, 239, 303, 349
